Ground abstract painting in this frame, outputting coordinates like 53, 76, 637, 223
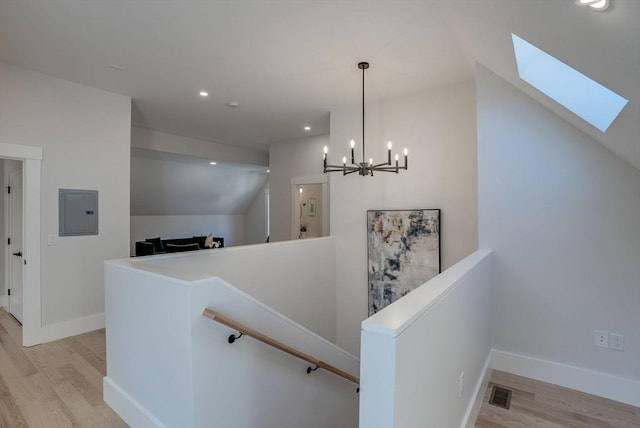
367, 209, 441, 315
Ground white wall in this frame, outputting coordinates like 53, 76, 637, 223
360, 250, 493, 428
131, 126, 268, 167
269, 135, 329, 242
330, 81, 478, 355
130, 150, 269, 216
130, 215, 245, 254
138, 237, 338, 343
244, 180, 269, 244
477, 66, 640, 391
0, 63, 131, 335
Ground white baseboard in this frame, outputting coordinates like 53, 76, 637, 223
491, 349, 640, 407
461, 351, 493, 428
37, 312, 105, 344
104, 377, 166, 428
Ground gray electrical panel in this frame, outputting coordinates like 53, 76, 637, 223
59, 189, 99, 236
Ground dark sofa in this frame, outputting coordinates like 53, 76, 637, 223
135, 235, 224, 256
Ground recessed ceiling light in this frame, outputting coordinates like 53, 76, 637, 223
575, 0, 610, 11
209, 161, 217, 165
200, 91, 209, 97
227, 101, 240, 108
267, 169, 270, 173
304, 126, 311, 131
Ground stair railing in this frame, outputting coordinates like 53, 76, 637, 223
202, 308, 360, 386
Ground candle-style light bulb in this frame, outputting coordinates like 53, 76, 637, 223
350, 139, 355, 164
342, 156, 347, 165
395, 154, 399, 161
387, 141, 392, 165
403, 148, 408, 170
387, 141, 392, 150
404, 148, 408, 156
323, 145, 328, 169
369, 157, 373, 166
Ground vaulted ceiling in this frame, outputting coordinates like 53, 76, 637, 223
1, 0, 638, 169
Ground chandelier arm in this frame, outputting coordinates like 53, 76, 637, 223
371, 161, 390, 169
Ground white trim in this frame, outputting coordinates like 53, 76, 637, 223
0, 142, 42, 347
462, 352, 493, 428
104, 377, 167, 428
0, 142, 43, 161
0, 296, 6, 309
38, 313, 105, 344
491, 349, 640, 407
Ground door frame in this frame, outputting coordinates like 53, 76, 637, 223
290, 175, 328, 240
1, 142, 42, 346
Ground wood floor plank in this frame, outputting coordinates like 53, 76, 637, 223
0, 372, 29, 428
64, 338, 106, 377
0, 309, 126, 428
476, 371, 640, 428
0, 330, 38, 378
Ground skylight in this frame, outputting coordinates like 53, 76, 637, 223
511, 33, 627, 132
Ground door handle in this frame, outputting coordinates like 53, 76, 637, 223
12, 251, 22, 257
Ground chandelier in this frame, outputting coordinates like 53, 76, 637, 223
323, 61, 408, 176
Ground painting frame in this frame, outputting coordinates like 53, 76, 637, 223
308, 197, 317, 216
367, 209, 441, 315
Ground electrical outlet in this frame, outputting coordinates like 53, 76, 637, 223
595, 330, 609, 348
459, 371, 464, 398
611, 333, 624, 351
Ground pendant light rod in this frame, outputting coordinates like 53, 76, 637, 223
323, 61, 408, 177
360, 61, 368, 163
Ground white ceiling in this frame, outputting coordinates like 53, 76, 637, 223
1, 0, 638, 169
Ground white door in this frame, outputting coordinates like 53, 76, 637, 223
8, 168, 23, 324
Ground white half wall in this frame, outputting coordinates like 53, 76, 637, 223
360, 250, 493, 428
130, 215, 246, 254
105, 240, 358, 428
330, 81, 478, 355
0, 62, 131, 339
137, 237, 338, 343
269, 135, 329, 242
477, 65, 640, 400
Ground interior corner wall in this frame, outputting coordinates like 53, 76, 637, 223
331, 81, 479, 356
268, 135, 329, 243
476, 65, 640, 383
0, 63, 131, 334
244, 180, 269, 245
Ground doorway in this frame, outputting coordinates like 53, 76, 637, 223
290, 176, 328, 240
0, 142, 42, 346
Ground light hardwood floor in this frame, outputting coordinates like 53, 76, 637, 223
1, 308, 638, 428
476, 370, 640, 428
0, 309, 126, 427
